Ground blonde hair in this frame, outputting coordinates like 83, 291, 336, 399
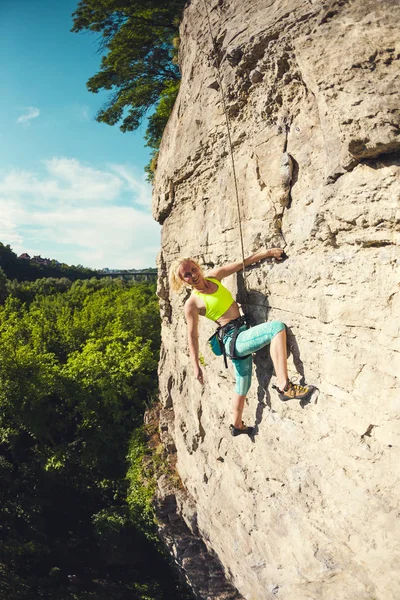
169, 257, 203, 292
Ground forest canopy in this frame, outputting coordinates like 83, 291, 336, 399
0, 270, 191, 599
71, 0, 187, 178
0, 242, 99, 283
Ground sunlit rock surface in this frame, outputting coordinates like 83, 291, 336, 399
152, 1, 400, 598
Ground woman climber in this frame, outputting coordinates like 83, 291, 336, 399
169, 248, 312, 436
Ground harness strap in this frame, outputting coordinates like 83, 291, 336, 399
217, 315, 251, 368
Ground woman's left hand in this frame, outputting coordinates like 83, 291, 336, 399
269, 248, 284, 260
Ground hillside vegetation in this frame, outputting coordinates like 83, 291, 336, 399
0, 242, 99, 283
0, 270, 191, 599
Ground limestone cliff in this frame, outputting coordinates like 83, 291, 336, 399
152, 1, 400, 598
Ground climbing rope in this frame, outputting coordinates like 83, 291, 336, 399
202, 0, 247, 288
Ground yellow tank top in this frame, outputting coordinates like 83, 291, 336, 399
192, 277, 234, 321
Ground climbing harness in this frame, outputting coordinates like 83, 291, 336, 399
202, 0, 247, 288
208, 315, 251, 368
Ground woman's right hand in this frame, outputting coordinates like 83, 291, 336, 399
194, 364, 204, 385
268, 247, 284, 260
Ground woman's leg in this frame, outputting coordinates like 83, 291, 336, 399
235, 321, 289, 391
232, 393, 246, 428
269, 328, 289, 391
230, 355, 253, 429
230, 321, 311, 405
235, 321, 286, 356
269, 328, 311, 397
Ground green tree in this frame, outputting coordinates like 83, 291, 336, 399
0, 279, 194, 599
0, 242, 100, 285
144, 78, 180, 180
71, 0, 186, 177
0, 267, 7, 303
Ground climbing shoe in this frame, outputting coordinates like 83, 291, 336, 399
272, 381, 312, 402
229, 422, 254, 436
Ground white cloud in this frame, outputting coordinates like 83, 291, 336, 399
110, 164, 152, 208
0, 158, 124, 205
0, 200, 24, 247
17, 107, 40, 124
0, 158, 160, 269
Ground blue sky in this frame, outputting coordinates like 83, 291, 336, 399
0, 0, 160, 269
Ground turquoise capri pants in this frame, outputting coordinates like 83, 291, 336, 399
223, 320, 285, 395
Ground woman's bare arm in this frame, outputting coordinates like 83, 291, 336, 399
184, 298, 204, 384
209, 247, 284, 280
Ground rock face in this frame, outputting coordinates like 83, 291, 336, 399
152, 1, 400, 599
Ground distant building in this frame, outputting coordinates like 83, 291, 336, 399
18, 253, 31, 260
31, 255, 51, 265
